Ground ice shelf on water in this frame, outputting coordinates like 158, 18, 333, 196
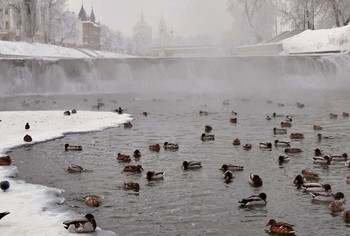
0, 110, 132, 236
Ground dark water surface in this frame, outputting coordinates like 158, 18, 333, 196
2, 91, 350, 235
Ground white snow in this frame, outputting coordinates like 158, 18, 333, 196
0, 41, 132, 59
0, 110, 132, 236
282, 25, 350, 54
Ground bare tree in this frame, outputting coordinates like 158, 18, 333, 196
328, 0, 350, 26
227, 0, 275, 43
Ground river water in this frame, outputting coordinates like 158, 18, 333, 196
2, 89, 350, 235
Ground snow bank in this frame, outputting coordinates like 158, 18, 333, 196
0, 41, 131, 59
282, 25, 350, 54
0, 110, 132, 236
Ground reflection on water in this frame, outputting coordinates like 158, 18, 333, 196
3, 91, 350, 235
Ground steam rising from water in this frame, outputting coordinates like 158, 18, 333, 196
0, 55, 349, 98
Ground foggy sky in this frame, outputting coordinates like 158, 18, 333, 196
67, 0, 232, 40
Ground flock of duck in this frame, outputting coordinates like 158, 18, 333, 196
2, 101, 350, 235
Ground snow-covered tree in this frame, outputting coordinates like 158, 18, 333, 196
227, 0, 276, 44
100, 25, 126, 53
40, 0, 67, 43
22, 0, 41, 42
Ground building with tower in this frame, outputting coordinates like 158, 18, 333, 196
0, 5, 21, 41
133, 12, 152, 55
78, 4, 101, 49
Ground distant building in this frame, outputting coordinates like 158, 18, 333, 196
133, 12, 152, 55
0, 5, 21, 41
78, 4, 101, 49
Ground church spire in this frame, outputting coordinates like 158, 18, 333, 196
90, 5, 96, 23
78, 4, 88, 21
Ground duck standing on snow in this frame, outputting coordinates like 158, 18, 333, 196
63, 213, 96, 233
265, 219, 295, 235
0, 180, 10, 192
182, 161, 202, 170
25, 122, 30, 130
0, 211, 10, 220
238, 193, 267, 207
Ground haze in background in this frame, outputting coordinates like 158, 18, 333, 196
67, 0, 232, 41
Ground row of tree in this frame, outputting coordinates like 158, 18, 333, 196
226, 0, 350, 45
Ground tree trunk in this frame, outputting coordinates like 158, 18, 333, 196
330, 0, 340, 27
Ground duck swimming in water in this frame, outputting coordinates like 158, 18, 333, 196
278, 155, 290, 165
67, 164, 85, 173
63, 213, 97, 233
313, 155, 332, 165
123, 182, 140, 191
243, 144, 252, 150
259, 142, 272, 150
201, 133, 215, 141
65, 144, 82, 151
232, 138, 241, 145
149, 144, 161, 152
223, 170, 234, 183
249, 173, 263, 187
220, 164, 244, 171
265, 219, 295, 235
146, 171, 165, 181
290, 133, 304, 139
273, 127, 287, 135
84, 196, 101, 207
238, 193, 267, 207
182, 161, 202, 170
293, 175, 305, 187
301, 169, 320, 181
274, 140, 290, 147
163, 142, 179, 150
205, 125, 212, 133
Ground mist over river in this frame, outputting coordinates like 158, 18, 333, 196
1, 54, 350, 235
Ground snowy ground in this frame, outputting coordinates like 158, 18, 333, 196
0, 41, 133, 59
282, 25, 350, 54
0, 110, 132, 236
